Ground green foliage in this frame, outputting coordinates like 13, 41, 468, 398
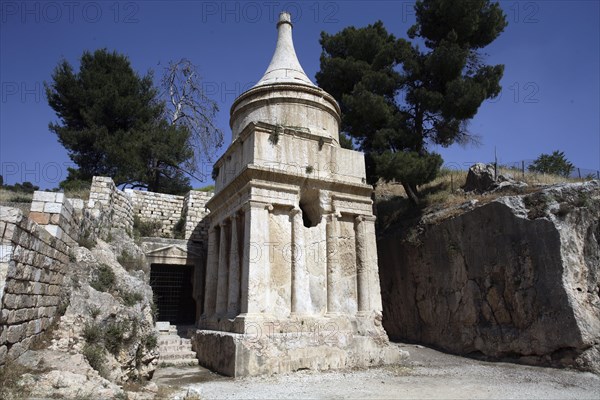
117, 250, 145, 272
0, 360, 31, 399
1, 181, 39, 194
576, 192, 591, 208
59, 173, 91, 193
528, 150, 574, 178
150, 301, 159, 322
141, 333, 158, 351
373, 151, 443, 188
133, 215, 162, 237
121, 290, 144, 306
339, 132, 354, 149
90, 264, 116, 292
45, 48, 193, 194
82, 343, 106, 376
82, 321, 103, 343
7, 194, 32, 203
88, 305, 101, 319
523, 193, 551, 219
195, 184, 214, 192
77, 228, 96, 250
316, 0, 507, 204
173, 217, 186, 239
104, 320, 128, 355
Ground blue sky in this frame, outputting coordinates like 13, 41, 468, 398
1, 0, 599, 189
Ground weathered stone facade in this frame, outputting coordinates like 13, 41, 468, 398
193, 12, 404, 376
0, 207, 70, 363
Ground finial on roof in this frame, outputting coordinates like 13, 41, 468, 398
253, 11, 316, 88
278, 10, 292, 26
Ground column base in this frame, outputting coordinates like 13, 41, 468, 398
191, 328, 408, 377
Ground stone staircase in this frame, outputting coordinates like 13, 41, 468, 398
156, 322, 198, 366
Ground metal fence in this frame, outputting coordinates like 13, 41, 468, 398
498, 160, 600, 181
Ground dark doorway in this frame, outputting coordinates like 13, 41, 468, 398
150, 264, 196, 325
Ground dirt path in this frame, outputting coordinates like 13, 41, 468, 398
154, 344, 600, 399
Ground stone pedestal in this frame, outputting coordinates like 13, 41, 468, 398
192, 317, 406, 377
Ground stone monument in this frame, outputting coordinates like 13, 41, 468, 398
193, 11, 405, 376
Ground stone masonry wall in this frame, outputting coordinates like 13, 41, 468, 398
88, 176, 134, 233
0, 176, 213, 365
29, 192, 80, 246
127, 190, 185, 238
183, 191, 212, 243
124, 189, 212, 241
0, 207, 70, 363
0, 178, 124, 365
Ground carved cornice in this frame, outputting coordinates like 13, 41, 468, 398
231, 83, 341, 120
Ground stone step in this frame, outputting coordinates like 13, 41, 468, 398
159, 344, 194, 353
161, 358, 199, 366
158, 337, 192, 347
156, 324, 197, 364
160, 351, 198, 360
158, 333, 190, 340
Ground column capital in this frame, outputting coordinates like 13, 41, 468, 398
355, 214, 376, 223
325, 211, 341, 222
243, 201, 272, 212
289, 207, 302, 217
219, 219, 230, 227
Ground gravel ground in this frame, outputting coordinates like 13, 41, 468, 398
155, 344, 600, 399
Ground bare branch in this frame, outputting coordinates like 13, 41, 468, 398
161, 58, 224, 175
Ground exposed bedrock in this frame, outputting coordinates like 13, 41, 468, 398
379, 181, 600, 373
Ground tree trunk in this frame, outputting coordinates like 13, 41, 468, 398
403, 182, 420, 206
150, 160, 160, 192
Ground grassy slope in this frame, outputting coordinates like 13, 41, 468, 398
375, 168, 587, 236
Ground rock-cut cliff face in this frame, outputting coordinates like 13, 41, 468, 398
379, 181, 600, 373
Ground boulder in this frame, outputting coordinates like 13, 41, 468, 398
464, 163, 528, 193
464, 163, 496, 192
379, 181, 600, 373
18, 350, 125, 399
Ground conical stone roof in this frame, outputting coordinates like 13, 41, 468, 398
253, 12, 316, 88
229, 11, 340, 144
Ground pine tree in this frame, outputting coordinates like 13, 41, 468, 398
528, 151, 574, 178
46, 49, 194, 194
317, 0, 507, 204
